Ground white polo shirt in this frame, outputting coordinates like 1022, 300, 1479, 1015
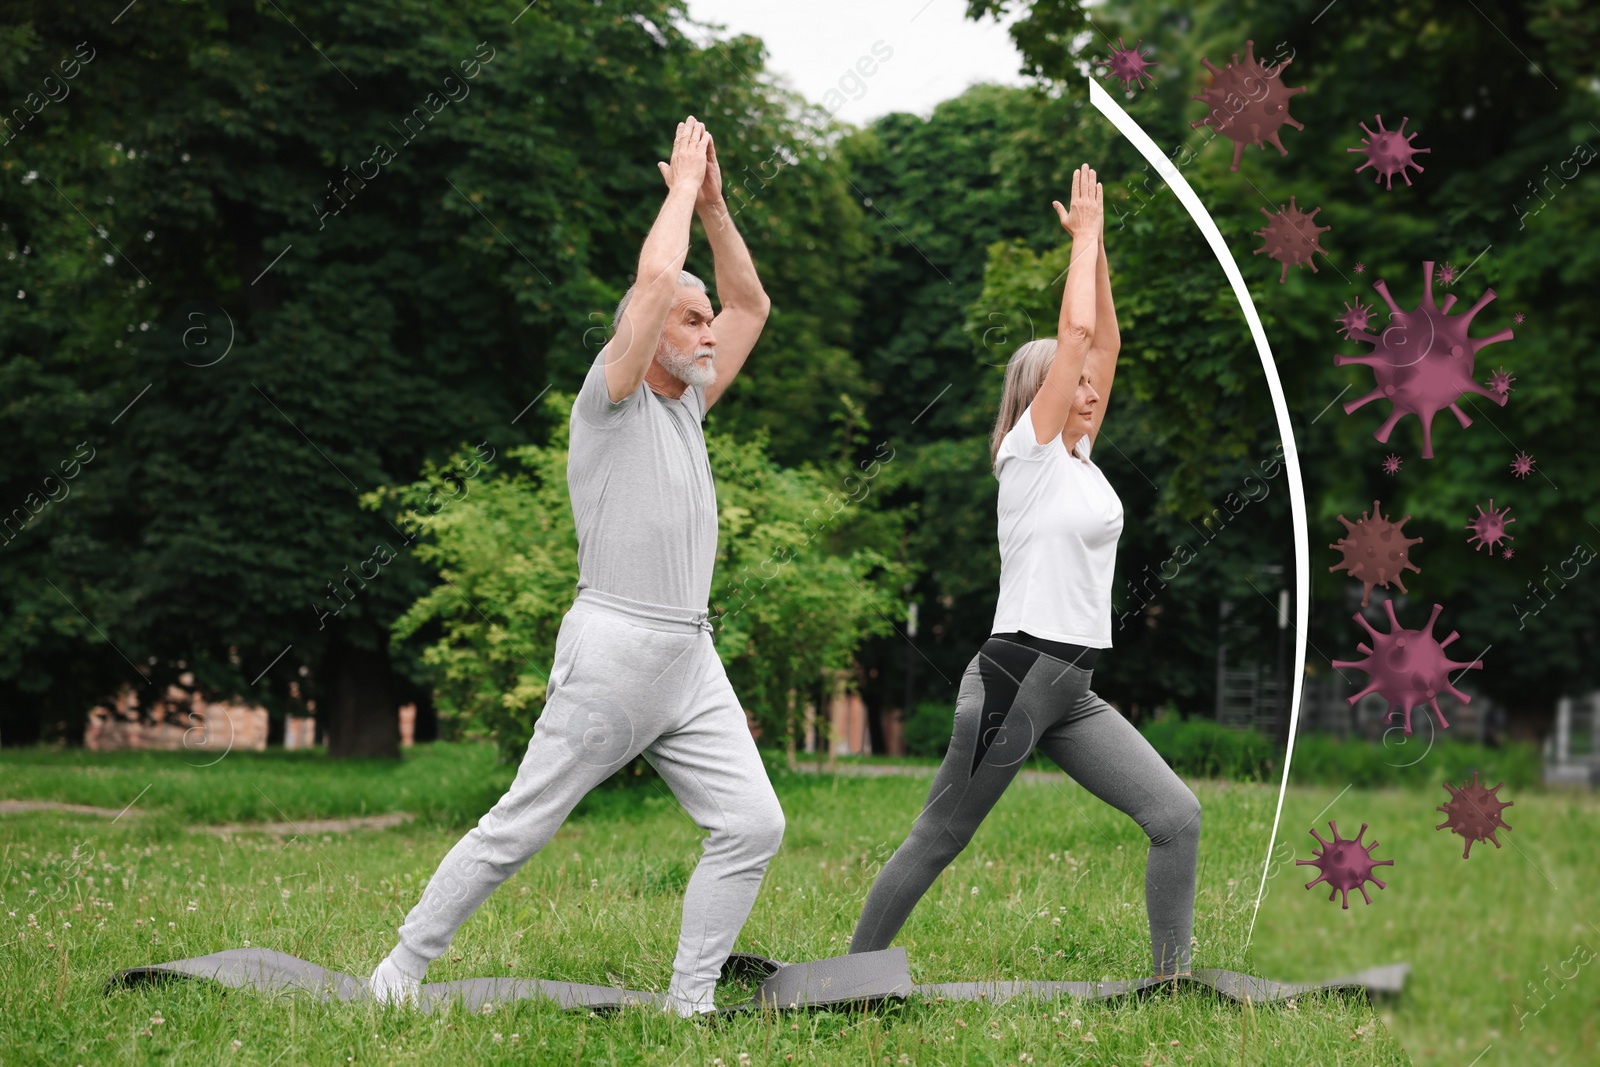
990, 401, 1125, 648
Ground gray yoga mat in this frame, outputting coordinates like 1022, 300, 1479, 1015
106, 947, 1407, 1014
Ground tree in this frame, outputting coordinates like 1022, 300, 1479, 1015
0, 0, 873, 751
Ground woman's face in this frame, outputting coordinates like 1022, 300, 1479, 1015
1063, 372, 1101, 438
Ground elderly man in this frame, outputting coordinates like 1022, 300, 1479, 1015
370, 116, 780, 1017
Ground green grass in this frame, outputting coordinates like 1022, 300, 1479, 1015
1250, 779, 1600, 1067
0, 743, 1409, 1065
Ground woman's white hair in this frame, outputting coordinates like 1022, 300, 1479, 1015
612, 270, 707, 332
990, 338, 1059, 473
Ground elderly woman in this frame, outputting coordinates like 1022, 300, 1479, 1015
848, 165, 1201, 980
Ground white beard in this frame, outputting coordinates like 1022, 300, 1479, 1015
659, 340, 717, 388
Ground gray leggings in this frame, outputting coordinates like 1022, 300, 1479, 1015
849, 637, 1201, 975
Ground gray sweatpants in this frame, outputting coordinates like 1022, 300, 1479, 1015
386, 587, 785, 1014
849, 637, 1201, 975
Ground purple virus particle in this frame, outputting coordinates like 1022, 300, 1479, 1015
1335, 298, 1375, 340
1354, 261, 1367, 274
1465, 498, 1515, 555
1488, 365, 1515, 396
1382, 453, 1402, 476
1435, 262, 1458, 287
1329, 499, 1423, 607
1435, 770, 1513, 859
1332, 600, 1485, 736
1096, 37, 1158, 93
1346, 114, 1431, 189
1334, 260, 1515, 458
1513, 311, 1525, 324
1297, 821, 1394, 908
1254, 195, 1330, 283
1503, 547, 1515, 560
1189, 39, 1307, 173
1510, 451, 1535, 479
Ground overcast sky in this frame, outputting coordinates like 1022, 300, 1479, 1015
680, 0, 1031, 125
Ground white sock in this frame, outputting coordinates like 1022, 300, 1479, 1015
368, 955, 422, 1007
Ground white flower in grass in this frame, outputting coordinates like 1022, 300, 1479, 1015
970, 886, 979, 896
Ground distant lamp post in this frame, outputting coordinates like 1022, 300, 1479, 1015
904, 601, 919, 721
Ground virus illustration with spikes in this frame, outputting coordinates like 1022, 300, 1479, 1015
1096, 37, 1158, 92
1435, 262, 1458, 287
1334, 260, 1515, 458
1189, 38, 1307, 173
1503, 547, 1515, 560
1435, 770, 1514, 859
1330, 500, 1423, 607
1465, 498, 1515, 555
1297, 821, 1394, 908
1254, 195, 1330, 283
1347, 114, 1431, 189
1335, 298, 1375, 340
1510, 451, 1535, 479
1354, 261, 1367, 274
1382, 453, 1402, 475
1513, 311, 1525, 324
1488, 366, 1515, 396
1332, 600, 1485, 736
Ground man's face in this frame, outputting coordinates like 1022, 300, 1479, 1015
655, 287, 718, 387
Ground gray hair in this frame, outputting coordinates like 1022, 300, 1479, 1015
612, 270, 707, 332
989, 338, 1059, 473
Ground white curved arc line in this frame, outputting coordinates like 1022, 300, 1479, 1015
1085, 78, 1310, 950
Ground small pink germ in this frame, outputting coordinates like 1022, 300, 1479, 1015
1335, 298, 1375, 340
1253, 195, 1331, 284
1465, 498, 1516, 555
1510, 451, 1535, 479
1435, 262, 1458, 286
1382, 453, 1402, 475
1347, 114, 1430, 189
1297, 821, 1394, 908
1096, 37, 1159, 92
1513, 311, 1525, 324
1353, 261, 1367, 274
1488, 366, 1515, 396
1503, 548, 1516, 560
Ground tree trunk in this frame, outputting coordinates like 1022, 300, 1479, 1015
320, 632, 400, 760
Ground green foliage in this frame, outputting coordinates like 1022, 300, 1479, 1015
900, 699, 955, 758
969, 0, 1600, 727
373, 391, 914, 762
0, 0, 873, 743
1286, 734, 1543, 791
1138, 715, 1277, 781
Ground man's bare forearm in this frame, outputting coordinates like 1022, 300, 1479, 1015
698, 198, 770, 314
638, 183, 700, 293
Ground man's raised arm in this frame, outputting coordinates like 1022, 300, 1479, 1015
658, 132, 770, 411
605, 118, 710, 403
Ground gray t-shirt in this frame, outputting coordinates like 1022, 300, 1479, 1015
567, 348, 719, 610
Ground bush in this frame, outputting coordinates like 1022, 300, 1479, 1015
902, 700, 955, 758
1286, 733, 1543, 790
1139, 716, 1277, 781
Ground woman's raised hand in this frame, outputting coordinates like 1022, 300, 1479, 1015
1052, 164, 1103, 241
